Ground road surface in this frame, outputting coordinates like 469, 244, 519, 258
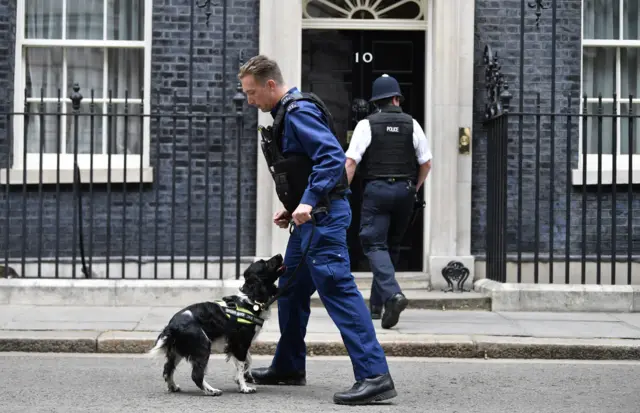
1, 353, 638, 412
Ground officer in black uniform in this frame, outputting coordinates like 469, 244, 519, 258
345, 74, 432, 329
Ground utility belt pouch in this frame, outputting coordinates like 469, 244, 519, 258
272, 154, 313, 214
259, 126, 281, 173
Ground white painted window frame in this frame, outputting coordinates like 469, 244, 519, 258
4, 0, 154, 185
575, 0, 640, 185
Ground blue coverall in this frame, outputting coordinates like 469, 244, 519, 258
269, 87, 389, 381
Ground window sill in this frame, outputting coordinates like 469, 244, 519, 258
571, 168, 640, 186
0, 168, 155, 185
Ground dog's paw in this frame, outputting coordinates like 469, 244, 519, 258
203, 388, 223, 397
239, 386, 256, 394
167, 384, 181, 393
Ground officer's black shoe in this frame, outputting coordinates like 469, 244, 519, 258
381, 293, 409, 329
370, 304, 382, 320
333, 373, 397, 405
246, 366, 306, 386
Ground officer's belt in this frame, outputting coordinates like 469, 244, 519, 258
363, 177, 415, 183
214, 300, 264, 327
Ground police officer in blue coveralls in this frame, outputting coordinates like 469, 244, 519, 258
237, 55, 397, 405
345, 74, 432, 329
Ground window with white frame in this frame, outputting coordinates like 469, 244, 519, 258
581, 0, 640, 177
13, 0, 151, 172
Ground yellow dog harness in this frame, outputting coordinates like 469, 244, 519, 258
214, 298, 265, 327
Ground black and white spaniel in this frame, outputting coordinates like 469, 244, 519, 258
148, 254, 286, 396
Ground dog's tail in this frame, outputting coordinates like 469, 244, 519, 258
147, 335, 168, 358
147, 326, 175, 358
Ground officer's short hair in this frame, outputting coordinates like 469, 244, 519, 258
238, 55, 284, 86
373, 97, 394, 107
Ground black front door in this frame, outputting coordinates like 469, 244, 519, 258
301, 29, 426, 272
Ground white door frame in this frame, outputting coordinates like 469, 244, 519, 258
255, 1, 475, 288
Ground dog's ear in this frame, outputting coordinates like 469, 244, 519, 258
243, 260, 262, 279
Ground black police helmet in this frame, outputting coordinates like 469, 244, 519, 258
369, 74, 404, 103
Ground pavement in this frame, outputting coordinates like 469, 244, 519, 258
2, 304, 640, 359
1, 353, 640, 412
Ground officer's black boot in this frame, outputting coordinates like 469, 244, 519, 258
246, 366, 306, 386
333, 373, 397, 405
381, 293, 409, 329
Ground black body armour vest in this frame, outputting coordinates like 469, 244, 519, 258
359, 106, 417, 182
258, 91, 348, 214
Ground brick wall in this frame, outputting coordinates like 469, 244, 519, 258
471, 0, 640, 258
0, 0, 15, 163
0, 0, 260, 267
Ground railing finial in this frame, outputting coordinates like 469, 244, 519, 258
483, 45, 508, 119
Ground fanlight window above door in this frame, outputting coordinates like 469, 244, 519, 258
302, 0, 426, 20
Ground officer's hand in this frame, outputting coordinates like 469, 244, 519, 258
273, 209, 291, 229
292, 204, 313, 226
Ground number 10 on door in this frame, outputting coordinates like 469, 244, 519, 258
355, 52, 373, 63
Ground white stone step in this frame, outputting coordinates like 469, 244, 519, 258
309, 289, 490, 310
352, 271, 429, 290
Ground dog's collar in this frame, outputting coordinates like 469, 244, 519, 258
252, 301, 265, 313
215, 299, 265, 327
236, 289, 266, 313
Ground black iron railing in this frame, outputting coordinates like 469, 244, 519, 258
0, 0, 259, 280
0, 83, 249, 280
483, 54, 640, 284
481, 0, 640, 285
